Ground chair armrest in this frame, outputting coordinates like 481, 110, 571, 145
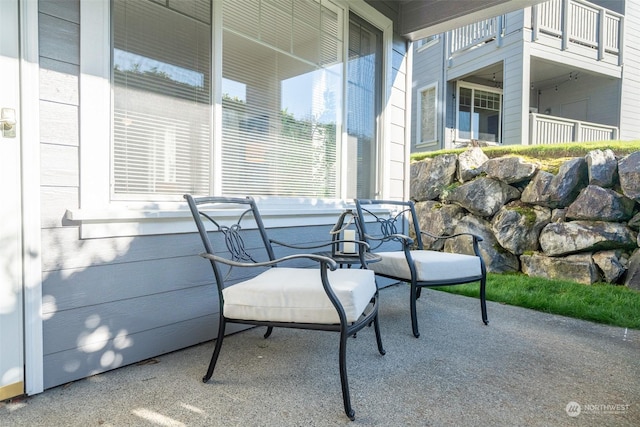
420, 230, 484, 243
364, 232, 414, 247
270, 238, 370, 252
200, 252, 339, 271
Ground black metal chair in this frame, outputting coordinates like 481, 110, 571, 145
184, 195, 385, 420
354, 199, 488, 338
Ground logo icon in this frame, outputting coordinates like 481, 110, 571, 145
566, 401, 581, 417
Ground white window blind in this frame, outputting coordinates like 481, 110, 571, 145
419, 84, 437, 143
112, 0, 212, 198
221, 0, 343, 197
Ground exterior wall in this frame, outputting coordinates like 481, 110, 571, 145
389, 34, 411, 200
411, 0, 632, 152
38, 1, 219, 388
537, 73, 620, 126
367, 1, 409, 199
434, 9, 531, 147
411, 38, 446, 151
365, 0, 400, 25
37, 0, 410, 389
502, 41, 529, 145
619, 0, 640, 140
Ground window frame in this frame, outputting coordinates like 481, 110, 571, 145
74, 0, 393, 238
415, 81, 438, 149
415, 34, 439, 52
455, 80, 503, 144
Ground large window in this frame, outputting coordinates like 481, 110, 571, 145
113, 0, 212, 199
457, 83, 502, 143
104, 0, 383, 202
417, 83, 437, 145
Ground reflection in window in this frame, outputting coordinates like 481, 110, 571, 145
221, 0, 342, 197
112, 0, 211, 197
114, 49, 205, 89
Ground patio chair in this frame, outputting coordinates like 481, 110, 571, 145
354, 199, 488, 338
184, 195, 385, 420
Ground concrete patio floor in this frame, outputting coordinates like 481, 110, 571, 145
1, 284, 638, 426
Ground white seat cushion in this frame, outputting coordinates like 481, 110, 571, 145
368, 250, 482, 282
222, 267, 376, 324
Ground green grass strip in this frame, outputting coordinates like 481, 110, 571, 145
411, 140, 640, 163
432, 273, 640, 329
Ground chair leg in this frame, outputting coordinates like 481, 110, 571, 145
373, 314, 386, 355
480, 277, 489, 325
410, 283, 420, 338
338, 329, 355, 420
264, 326, 273, 338
203, 317, 226, 383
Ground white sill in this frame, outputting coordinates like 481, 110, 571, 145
65, 198, 389, 239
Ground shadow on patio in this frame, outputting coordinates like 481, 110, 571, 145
1, 284, 638, 426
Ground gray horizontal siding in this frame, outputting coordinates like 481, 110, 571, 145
39, 12, 79, 64
43, 284, 216, 355
43, 315, 219, 389
389, 33, 409, 200
42, 256, 211, 314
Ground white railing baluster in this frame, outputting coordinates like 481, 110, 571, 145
529, 113, 618, 145
448, 16, 504, 56
533, 0, 622, 61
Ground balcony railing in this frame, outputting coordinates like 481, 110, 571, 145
533, 0, 623, 64
447, 0, 623, 64
529, 113, 618, 145
448, 16, 504, 57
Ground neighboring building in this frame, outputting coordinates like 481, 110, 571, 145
411, 0, 640, 152
0, 0, 541, 401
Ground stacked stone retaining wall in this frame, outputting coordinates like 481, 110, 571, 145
410, 148, 640, 288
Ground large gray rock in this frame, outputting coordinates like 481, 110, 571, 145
592, 250, 626, 284
491, 203, 551, 255
548, 157, 589, 208
444, 177, 520, 218
457, 147, 488, 182
618, 151, 640, 202
444, 214, 520, 273
410, 159, 430, 201
539, 221, 638, 256
483, 156, 538, 184
586, 149, 617, 188
521, 158, 588, 208
414, 201, 465, 250
624, 249, 640, 290
521, 170, 553, 206
410, 154, 458, 201
565, 185, 636, 222
520, 252, 599, 285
